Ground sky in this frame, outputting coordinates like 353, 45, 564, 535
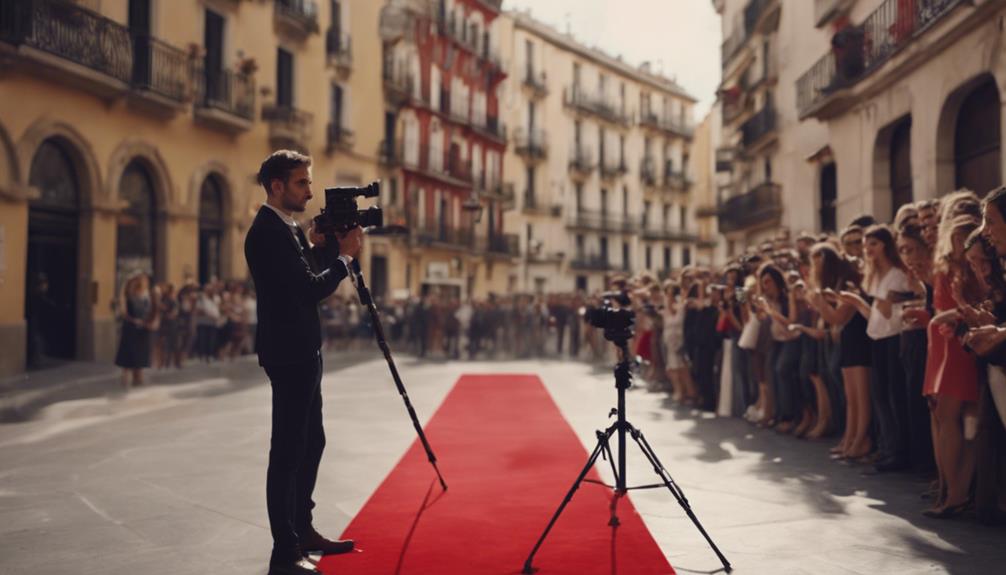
502, 0, 722, 119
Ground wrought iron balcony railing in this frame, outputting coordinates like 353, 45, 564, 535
523, 191, 562, 217
262, 105, 313, 148
195, 67, 256, 122
131, 34, 191, 102
568, 144, 595, 176
478, 233, 520, 257
569, 254, 614, 272
378, 139, 401, 167
796, 0, 963, 118
640, 157, 658, 186
415, 224, 475, 249
566, 209, 635, 233
326, 29, 351, 70
274, 0, 319, 35
522, 70, 548, 98
741, 103, 777, 148
718, 182, 782, 233
326, 122, 354, 150
639, 111, 695, 138
515, 128, 548, 160
563, 87, 632, 126
0, 0, 133, 83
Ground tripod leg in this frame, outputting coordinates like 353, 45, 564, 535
598, 435, 622, 527
523, 428, 614, 575
628, 424, 733, 573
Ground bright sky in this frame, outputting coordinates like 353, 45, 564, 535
503, 0, 722, 120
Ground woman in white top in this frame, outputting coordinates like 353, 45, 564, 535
841, 224, 912, 470
662, 281, 697, 404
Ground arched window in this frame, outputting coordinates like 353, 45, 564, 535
955, 79, 1001, 196
198, 176, 225, 284
116, 161, 158, 285
890, 118, 913, 211
26, 139, 81, 364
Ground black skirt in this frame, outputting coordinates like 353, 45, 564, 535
840, 313, 871, 368
115, 321, 151, 369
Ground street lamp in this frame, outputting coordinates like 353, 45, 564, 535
462, 193, 484, 224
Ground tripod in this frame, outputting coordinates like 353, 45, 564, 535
522, 339, 731, 574
346, 257, 448, 492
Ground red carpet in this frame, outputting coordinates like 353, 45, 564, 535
321, 374, 675, 575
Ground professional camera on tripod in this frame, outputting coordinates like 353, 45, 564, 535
523, 291, 731, 573
314, 181, 448, 492
312, 182, 384, 237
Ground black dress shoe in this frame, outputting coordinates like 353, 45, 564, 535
300, 528, 355, 555
268, 558, 319, 575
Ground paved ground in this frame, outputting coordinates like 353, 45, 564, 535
0, 354, 1002, 575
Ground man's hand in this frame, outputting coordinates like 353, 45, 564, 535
337, 226, 363, 259
308, 221, 326, 247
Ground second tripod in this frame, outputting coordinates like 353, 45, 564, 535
522, 339, 732, 574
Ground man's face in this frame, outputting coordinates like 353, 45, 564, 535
272, 165, 313, 213
842, 232, 863, 258
982, 205, 1006, 256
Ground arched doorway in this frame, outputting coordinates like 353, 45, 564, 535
198, 175, 224, 284
25, 139, 80, 367
955, 79, 1001, 196
116, 161, 159, 290
891, 118, 913, 211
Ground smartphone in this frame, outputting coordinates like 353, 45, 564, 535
888, 290, 918, 303
953, 321, 970, 340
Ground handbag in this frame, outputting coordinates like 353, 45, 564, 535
738, 315, 761, 351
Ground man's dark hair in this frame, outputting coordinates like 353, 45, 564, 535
849, 214, 877, 228
983, 185, 1006, 222
257, 149, 311, 196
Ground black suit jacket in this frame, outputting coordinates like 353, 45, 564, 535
244, 206, 348, 367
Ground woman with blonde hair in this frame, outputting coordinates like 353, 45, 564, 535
922, 213, 982, 517
662, 280, 698, 404
114, 272, 158, 389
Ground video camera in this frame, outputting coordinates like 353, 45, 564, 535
583, 290, 635, 343
313, 181, 383, 236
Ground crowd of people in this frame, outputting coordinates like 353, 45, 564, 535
616, 188, 1006, 524
111, 188, 1006, 523
113, 277, 258, 387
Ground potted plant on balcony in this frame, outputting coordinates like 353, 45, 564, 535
830, 18, 864, 87
238, 56, 258, 76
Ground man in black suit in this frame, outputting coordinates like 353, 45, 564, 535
245, 150, 363, 575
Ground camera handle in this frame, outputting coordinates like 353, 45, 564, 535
344, 253, 448, 492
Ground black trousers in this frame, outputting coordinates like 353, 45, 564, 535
264, 354, 325, 564
900, 329, 934, 472
871, 335, 908, 463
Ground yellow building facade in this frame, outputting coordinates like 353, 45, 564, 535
0, 0, 384, 377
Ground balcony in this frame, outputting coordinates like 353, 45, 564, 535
663, 168, 690, 191
479, 181, 515, 208
746, 0, 781, 35
796, 0, 965, 119
377, 140, 401, 167
514, 128, 547, 161
715, 147, 736, 173
696, 204, 720, 218
718, 182, 782, 233
325, 122, 354, 152
640, 157, 658, 187
471, 115, 507, 143
415, 224, 475, 251
382, 55, 415, 106
194, 67, 256, 134
599, 156, 622, 180
568, 144, 595, 178
128, 35, 192, 115
522, 70, 548, 99
639, 111, 695, 139
523, 191, 562, 217
261, 105, 313, 151
741, 103, 777, 150
640, 221, 698, 242
274, 0, 319, 38
721, 25, 749, 70
569, 254, 614, 272
566, 209, 634, 234
563, 87, 632, 127
325, 29, 351, 74
478, 233, 520, 258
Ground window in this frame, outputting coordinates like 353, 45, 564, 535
600, 237, 609, 264
525, 39, 534, 80
820, 163, 837, 232
575, 184, 583, 213
645, 246, 652, 270
663, 246, 671, 270
277, 48, 294, 107
576, 234, 585, 259
203, 10, 225, 101
682, 247, 692, 267
890, 118, 913, 211
679, 205, 687, 230
331, 83, 344, 130
622, 242, 630, 271
955, 79, 1002, 197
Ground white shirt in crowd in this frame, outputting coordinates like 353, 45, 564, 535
866, 266, 911, 340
